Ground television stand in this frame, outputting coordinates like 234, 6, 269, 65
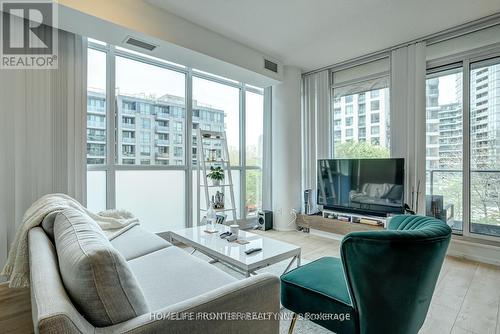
296, 211, 385, 236
322, 209, 388, 227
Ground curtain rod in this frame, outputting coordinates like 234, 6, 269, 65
302, 11, 500, 76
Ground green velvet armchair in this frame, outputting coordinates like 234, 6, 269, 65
281, 215, 452, 334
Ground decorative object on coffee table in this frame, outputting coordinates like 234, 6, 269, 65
204, 202, 217, 232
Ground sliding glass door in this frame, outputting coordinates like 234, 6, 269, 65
425, 67, 463, 232
425, 55, 500, 239
469, 58, 500, 237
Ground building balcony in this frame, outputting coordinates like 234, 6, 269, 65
87, 121, 106, 129
122, 137, 136, 144
87, 107, 105, 114
87, 135, 106, 143
87, 152, 105, 158
156, 112, 169, 120
122, 152, 135, 157
155, 139, 169, 146
122, 108, 136, 115
122, 123, 135, 130
156, 125, 169, 133
155, 153, 170, 159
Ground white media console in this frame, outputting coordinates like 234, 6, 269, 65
321, 209, 389, 228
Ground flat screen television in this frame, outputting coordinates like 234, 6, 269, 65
317, 158, 405, 216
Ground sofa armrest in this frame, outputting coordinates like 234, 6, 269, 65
98, 273, 280, 334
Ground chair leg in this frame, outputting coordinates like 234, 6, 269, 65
288, 313, 298, 334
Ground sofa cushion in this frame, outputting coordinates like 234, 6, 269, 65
110, 225, 171, 260
54, 208, 149, 327
128, 247, 237, 310
41, 211, 60, 241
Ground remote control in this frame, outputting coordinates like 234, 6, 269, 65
245, 248, 262, 255
219, 232, 232, 238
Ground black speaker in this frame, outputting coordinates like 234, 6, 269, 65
257, 210, 273, 230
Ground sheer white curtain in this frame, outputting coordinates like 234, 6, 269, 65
0, 29, 87, 271
390, 42, 426, 213
262, 86, 273, 210
301, 70, 331, 213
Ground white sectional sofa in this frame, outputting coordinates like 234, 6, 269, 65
28, 208, 280, 333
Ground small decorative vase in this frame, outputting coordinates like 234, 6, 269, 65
212, 179, 221, 186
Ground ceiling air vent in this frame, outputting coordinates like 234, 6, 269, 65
124, 36, 157, 51
264, 59, 278, 73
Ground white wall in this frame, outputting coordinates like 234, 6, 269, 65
271, 66, 302, 231
56, 0, 282, 87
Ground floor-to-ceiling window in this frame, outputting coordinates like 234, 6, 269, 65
425, 54, 500, 239
86, 47, 107, 213
113, 52, 187, 232
469, 58, 500, 237
425, 67, 464, 232
191, 75, 241, 223
245, 88, 264, 217
86, 39, 266, 230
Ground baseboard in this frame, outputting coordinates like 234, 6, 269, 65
272, 227, 297, 232
447, 238, 500, 266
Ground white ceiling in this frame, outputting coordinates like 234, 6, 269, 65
146, 0, 500, 72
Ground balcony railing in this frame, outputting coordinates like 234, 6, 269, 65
87, 135, 106, 142
122, 123, 135, 129
87, 121, 105, 129
155, 153, 169, 159
87, 106, 105, 114
122, 137, 136, 144
87, 151, 105, 157
156, 125, 169, 132
122, 108, 136, 115
428, 168, 500, 237
156, 112, 169, 119
155, 139, 169, 146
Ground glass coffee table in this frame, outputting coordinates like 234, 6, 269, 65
168, 224, 301, 277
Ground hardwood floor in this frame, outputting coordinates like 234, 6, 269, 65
0, 283, 33, 334
1, 229, 499, 334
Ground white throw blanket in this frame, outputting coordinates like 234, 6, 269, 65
1, 193, 139, 288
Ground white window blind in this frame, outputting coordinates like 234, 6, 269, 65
427, 24, 500, 61
332, 57, 390, 97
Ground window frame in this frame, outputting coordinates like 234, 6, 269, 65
426, 43, 500, 242
86, 39, 267, 228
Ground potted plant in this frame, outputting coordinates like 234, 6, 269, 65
207, 166, 224, 186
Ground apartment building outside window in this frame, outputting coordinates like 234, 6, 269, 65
331, 57, 390, 159
331, 86, 390, 159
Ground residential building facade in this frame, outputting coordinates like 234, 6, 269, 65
87, 90, 225, 166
